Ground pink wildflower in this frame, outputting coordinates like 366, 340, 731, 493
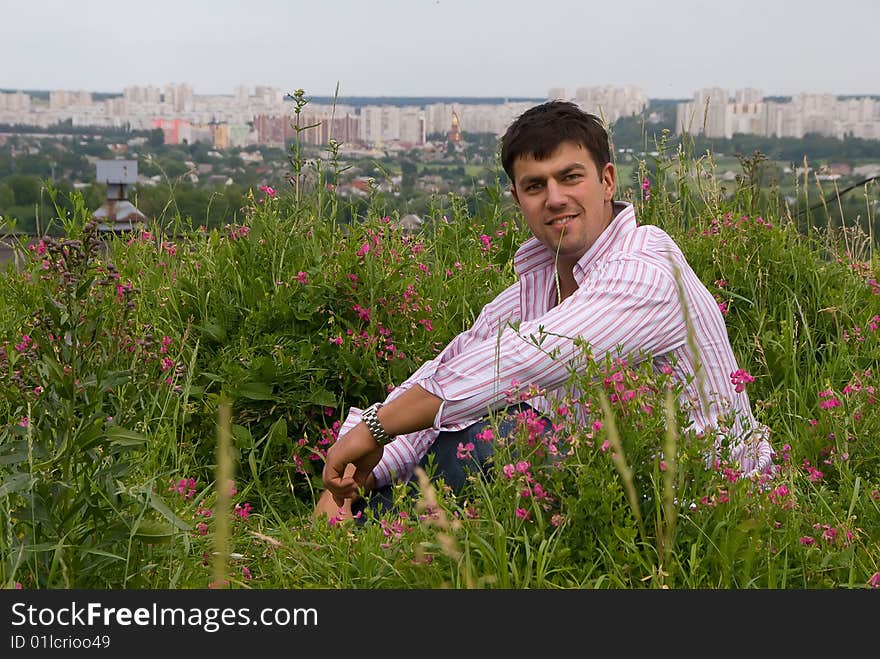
475, 428, 494, 442
234, 502, 253, 520
730, 369, 755, 393
15, 334, 33, 353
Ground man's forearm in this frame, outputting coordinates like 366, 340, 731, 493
376, 384, 443, 438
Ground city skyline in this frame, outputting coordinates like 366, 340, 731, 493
2, 0, 878, 100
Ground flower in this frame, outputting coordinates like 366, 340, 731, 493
475, 428, 494, 442
258, 185, 276, 197
730, 369, 755, 393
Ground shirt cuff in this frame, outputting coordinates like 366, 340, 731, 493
338, 407, 363, 438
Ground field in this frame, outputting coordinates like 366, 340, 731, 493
1, 141, 878, 590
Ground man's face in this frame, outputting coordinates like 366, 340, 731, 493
511, 141, 616, 269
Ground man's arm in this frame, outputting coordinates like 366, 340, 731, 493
341, 281, 522, 491
415, 254, 686, 428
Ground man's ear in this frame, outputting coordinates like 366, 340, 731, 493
602, 163, 616, 201
510, 185, 520, 207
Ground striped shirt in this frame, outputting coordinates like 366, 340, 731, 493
340, 202, 773, 488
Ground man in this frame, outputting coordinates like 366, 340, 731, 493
316, 100, 772, 517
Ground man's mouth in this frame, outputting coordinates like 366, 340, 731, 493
547, 213, 577, 227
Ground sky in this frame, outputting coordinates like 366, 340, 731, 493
2, 0, 878, 100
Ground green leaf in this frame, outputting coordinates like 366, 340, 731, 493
306, 386, 337, 407
0, 472, 33, 497
99, 370, 132, 389
232, 424, 254, 451
80, 548, 126, 561
147, 491, 192, 531
256, 417, 287, 450
198, 321, 227, 343
106, 426, 148, 449
25, 542, 65, 554
238, 381, 273, 400
0, 441, 31, 466
186, 384, 205, 397
133, 518, 175, 542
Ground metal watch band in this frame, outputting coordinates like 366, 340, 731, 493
362, 402, 394, 445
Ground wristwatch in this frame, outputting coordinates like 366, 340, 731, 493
362, 402, 394, 445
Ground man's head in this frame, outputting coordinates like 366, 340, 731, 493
500, 100, 611, 185
501, 101, 617, 272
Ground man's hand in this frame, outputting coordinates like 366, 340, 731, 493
322, 422, 383, 506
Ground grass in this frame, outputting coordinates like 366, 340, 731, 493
0, 137, 878, 590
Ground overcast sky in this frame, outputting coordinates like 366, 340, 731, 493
2, 0, 877, 99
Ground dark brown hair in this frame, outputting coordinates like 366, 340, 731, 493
500, 100, 611, 186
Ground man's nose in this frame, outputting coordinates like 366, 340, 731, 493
545, 179, 566, 207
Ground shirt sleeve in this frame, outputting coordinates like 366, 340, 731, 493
416, 254, 688, 428
368, 281, 522, 487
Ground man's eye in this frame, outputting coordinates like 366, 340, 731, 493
564, 173, 582, 181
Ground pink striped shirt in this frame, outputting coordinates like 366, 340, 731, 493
340, 202, 772, 487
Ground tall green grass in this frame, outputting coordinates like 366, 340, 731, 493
0, 134, 878, 589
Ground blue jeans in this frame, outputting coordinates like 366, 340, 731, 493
351, 403, 538, 518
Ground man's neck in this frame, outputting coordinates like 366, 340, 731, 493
551, 201, 621, 305
553, 268, 578, 306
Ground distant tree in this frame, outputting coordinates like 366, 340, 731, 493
189, 141, 213, 163
155, 157, 189, 180
15, 154, 51, 177
6, 206, 36, 232
80, 184, 107, 212
0, 182, 14, 211
4, 174, 41, 206
148, 128, 165, 148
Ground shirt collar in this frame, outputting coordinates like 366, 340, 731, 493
513, 202, 637, 280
